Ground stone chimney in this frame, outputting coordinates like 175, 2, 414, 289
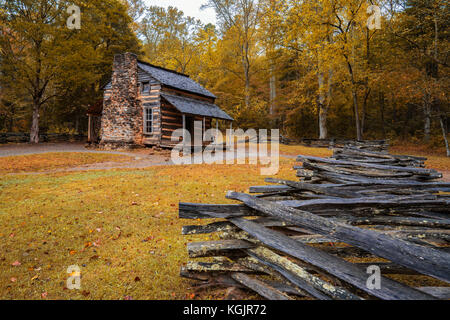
100, 52, 143, 148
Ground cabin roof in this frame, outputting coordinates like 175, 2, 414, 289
161, 93, 233, 121
137, 61, 216, 99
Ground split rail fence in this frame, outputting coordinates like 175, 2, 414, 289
179, 141, 450, 300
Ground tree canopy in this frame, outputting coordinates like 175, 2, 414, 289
0, 0, 448, 153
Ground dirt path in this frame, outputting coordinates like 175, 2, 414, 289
2, 143, 448, 179
0, 142, 138, 158
0, 142, 286, 175
5, 158, 173, 175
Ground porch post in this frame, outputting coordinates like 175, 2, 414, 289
216, 119, 219, 143
182, 114, 186, 148
203, 117, 206, 141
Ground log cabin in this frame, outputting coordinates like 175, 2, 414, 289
87, 52, 233, 149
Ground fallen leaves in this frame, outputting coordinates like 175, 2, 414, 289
0, 157, 300, 299
112, 226, 122, 240
84, 242, 92, 249
0, 152, 132, 174
142, 235, 155, 242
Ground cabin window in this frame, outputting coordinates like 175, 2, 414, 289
144, 107, 153, 134
142, 82, 150, 94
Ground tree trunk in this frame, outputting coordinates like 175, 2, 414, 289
361, 30, 371, 138
31, 46, 42, 144
361, 89, 370, 137
242, 42, 251, 110
439, 116, 450, 157
317, 64, 333, 140
75, 115, 80, 134
349, 25, 362, 141
352, 89, 362, 141
30, 101, 40, 143
319, 107, 328, 139
8, 104, 15, 132
423, 93, 431, 143
269, 62, 276, 117
348, 62, 362, 141
317, 71, 327, 139
379, 92, 386, 138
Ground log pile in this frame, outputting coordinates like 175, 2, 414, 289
179, 144, 450, 300
300, 138, 388, 151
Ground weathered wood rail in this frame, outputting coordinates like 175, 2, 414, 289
179, 142, 450, 300
299, 139, 389, 151
0, 132, 86, 144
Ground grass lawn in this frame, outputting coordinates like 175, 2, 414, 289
0, 158, 297, 300
0, 144, 448, 300
390, 145, 450, 171
279, 144, 333, 157
0, 152, 132, 174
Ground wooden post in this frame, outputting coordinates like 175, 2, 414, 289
203, 117, 206, 145
88, 115, 92, 143
182, 114, 186, 148
228, 122, 233, 145
216, 119, 219, 144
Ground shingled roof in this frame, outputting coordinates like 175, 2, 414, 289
161, 93, 233, 121
137, 61, 216, 99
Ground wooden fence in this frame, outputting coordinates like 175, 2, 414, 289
0, 132, 86, 144
179, 142, 450, 300
299, 139, 389, 150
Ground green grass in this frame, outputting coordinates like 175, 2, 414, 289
1, 144, 448, 300
0, 159, 297, 300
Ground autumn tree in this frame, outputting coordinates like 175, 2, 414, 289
139, 6, 202, 74
259, 0, 286, 120
0, 0, 140, 142
202, 0, 262, 110
384, 0, 449, 153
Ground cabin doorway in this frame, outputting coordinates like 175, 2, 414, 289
185, 115, 195, 147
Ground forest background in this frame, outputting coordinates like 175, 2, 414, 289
0, 0, 448, 153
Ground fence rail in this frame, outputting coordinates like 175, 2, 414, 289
179, 141, 450, 300
0, 132, 86, 144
